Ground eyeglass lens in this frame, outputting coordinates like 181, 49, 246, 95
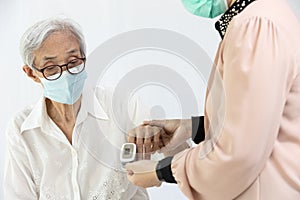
43, 58, 85, 80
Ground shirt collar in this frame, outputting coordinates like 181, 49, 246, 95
215, 0, 256, 39
20, 96, 49, 134
20, 87, 109, 134
76, 86, 109, 125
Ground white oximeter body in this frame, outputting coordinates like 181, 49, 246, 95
120, 143, 136, 168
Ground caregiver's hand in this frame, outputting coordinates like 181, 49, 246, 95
128, 119, 192, 159
126, 160, 161, 188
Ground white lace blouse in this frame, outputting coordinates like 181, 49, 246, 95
4, 87, 149, 200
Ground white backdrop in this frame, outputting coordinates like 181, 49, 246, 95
0, 0, 299, 199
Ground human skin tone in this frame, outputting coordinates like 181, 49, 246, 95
22, 31, 83, 144
227, 0, 236, 7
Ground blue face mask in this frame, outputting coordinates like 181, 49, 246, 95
40, 70, 88, 105
181, 0, 228, 18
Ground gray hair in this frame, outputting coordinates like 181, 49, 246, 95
20, 18, 86, 67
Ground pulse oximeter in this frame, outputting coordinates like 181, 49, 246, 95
120, 143, 136, 168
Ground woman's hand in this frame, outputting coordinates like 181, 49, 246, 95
127, 119, 192, 159
126, 160, 161, 188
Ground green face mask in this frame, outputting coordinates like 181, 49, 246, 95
181, 0, 228, 18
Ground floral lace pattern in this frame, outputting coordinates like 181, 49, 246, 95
88, 170, 129, 200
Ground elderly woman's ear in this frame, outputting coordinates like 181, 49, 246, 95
22, 65, 41, 83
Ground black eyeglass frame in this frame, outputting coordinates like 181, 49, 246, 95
31, 57, 86, 81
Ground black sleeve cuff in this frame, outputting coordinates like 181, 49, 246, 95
156, 157, 177, 184
192, 116, 205, 144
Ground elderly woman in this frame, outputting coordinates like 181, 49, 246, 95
4, 18, 148, 200
126, 0, 300, 199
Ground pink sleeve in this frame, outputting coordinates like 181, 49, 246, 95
171, 16, 295, 200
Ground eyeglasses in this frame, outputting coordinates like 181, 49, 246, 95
32, 57, 86, 81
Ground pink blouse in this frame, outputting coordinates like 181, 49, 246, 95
172, 0, 300, 199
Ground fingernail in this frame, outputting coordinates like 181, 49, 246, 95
127, 170, 134, 176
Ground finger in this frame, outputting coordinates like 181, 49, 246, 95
126, 168, 136, 185
142, 120, 151, 125
127, 129, 136, 144
136, 128, 144, 160
161, 130, 172, 146
156, 133, 165, 153
126, 169, 134, 176
125, 162, 134, 170
156, 131, 172, 154
143, 126, 152, 160
125, 162, 137, 176
152, 128, 162, 152
143, 120, 166, 128
144, 148, 151, 160
158, 139, 164, 150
